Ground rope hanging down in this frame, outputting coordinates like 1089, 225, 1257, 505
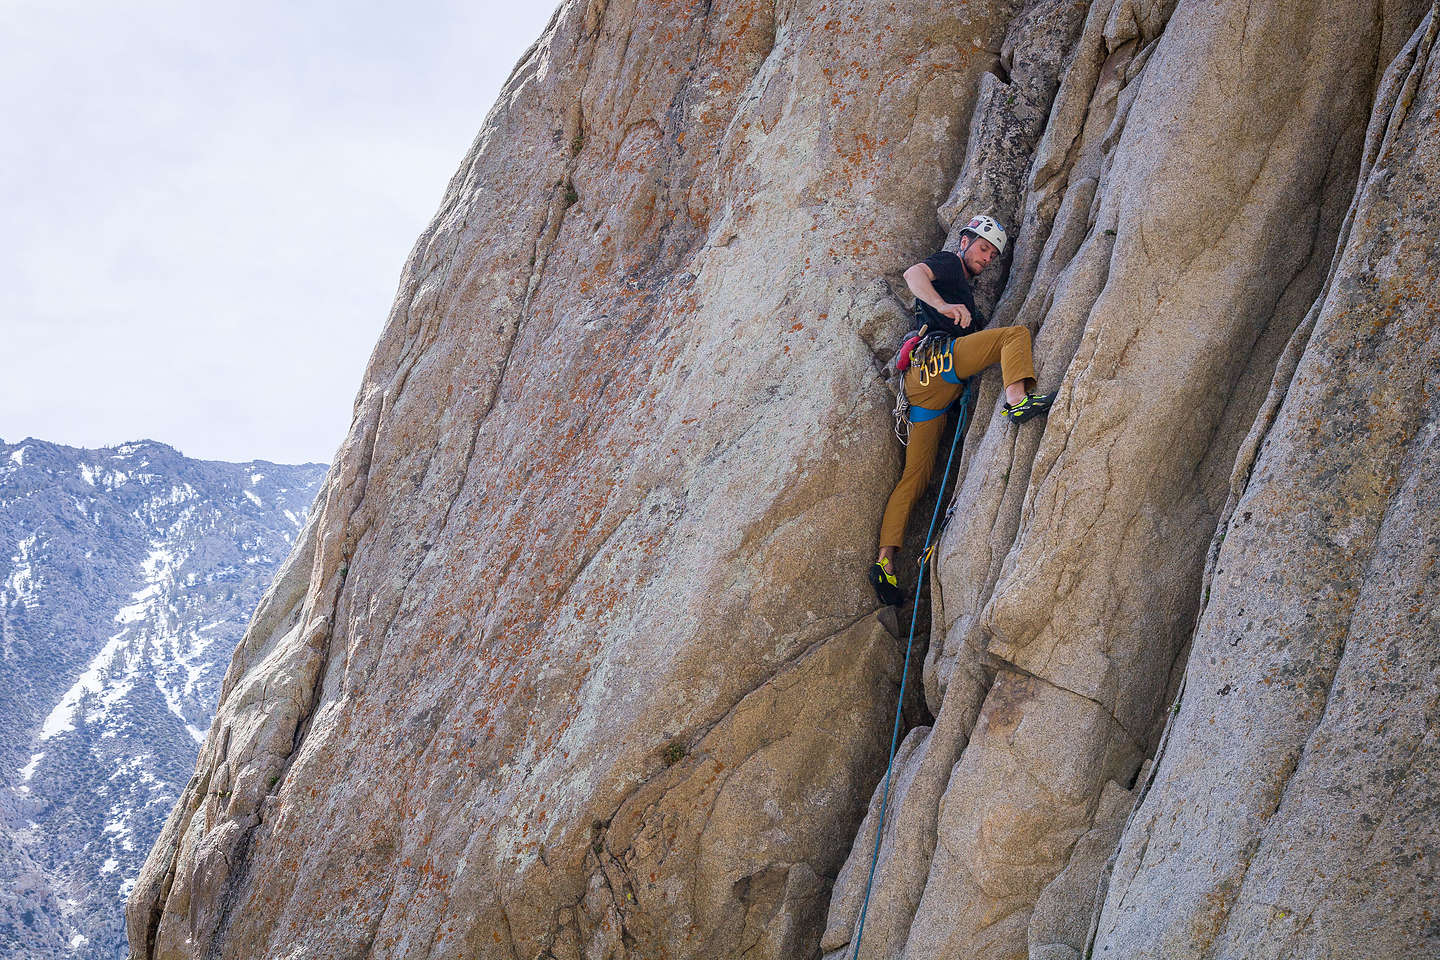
849, 379, 975, 960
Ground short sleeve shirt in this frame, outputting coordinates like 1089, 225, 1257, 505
916, 250, 987, 336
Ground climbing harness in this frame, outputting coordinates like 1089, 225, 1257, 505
892, 331, 961, 445
851, 379, 975, 960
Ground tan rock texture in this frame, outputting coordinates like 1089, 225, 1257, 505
1092, 9, 1440, 957
129, 0, 1439, 958
825, 0, 1439, 959
128, 0, 1019, 957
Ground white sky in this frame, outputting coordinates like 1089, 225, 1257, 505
0, 0, 559, 465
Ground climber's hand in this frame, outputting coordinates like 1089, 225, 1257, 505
941, 302, 972, 328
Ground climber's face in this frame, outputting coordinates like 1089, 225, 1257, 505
960, 236, 999, 276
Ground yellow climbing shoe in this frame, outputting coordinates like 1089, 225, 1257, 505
869, 558, 904, 606
1003, 391, 1056, 424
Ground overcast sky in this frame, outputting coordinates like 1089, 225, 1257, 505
1, 0, 559, 465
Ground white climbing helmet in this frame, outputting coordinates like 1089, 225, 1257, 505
961, 214, 1008, 254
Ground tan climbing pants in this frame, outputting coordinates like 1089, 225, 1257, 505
878, 325, 1037, 550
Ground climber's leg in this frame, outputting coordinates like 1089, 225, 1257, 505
873, 411, 944, 605
875, 344, 962, 562
950, 327, 1056, 422
871, 342, 966, 606
950, 325, 1036, 393
878, 413, 946, 552
1006, 377, 1038, 405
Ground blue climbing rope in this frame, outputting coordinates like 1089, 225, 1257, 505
849, 380, 974, 960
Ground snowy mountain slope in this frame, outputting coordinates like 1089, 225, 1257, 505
0, 438, 325, 959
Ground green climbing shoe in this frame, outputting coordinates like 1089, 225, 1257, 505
869, 558, 904, 607
1003, 391, 1057, 424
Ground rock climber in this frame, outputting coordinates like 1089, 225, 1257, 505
869, 215, 1055, 606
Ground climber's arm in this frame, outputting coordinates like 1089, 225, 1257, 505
903, 262, 971, 328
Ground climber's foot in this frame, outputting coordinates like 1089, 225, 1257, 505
869, 558, 904, 607
1003, 391, 1057, 424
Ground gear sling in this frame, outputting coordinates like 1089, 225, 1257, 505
880, 323, 1036, 550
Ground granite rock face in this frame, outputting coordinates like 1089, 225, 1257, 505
130, 0, 1439, 958
825, 1, 1439, 959
1092, 10, 1440, 957
128, 0, 1007, 956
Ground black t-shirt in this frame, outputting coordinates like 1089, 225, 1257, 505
915, 250, 987, 337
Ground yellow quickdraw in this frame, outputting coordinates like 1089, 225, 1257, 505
914, 342, 952, 388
